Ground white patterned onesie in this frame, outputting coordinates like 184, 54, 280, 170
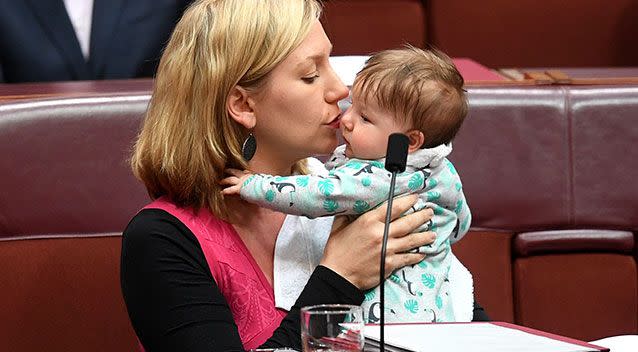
240, 143, 471, 323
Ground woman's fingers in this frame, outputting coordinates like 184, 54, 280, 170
388, 230, 436, 255
388, 207, 434, 239
385, 252, 427, 276
384, 230, 436, 275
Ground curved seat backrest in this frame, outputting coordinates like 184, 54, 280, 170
0, 93, 151, 351
1, 82, 636, 348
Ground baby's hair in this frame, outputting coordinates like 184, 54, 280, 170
352, 45, 468, 148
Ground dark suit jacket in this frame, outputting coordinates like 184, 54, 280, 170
0, 0, 192, 83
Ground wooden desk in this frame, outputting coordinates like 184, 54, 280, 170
499, 67, 638, 85
0, 79, 153, 101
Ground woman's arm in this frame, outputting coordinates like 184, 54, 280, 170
121, 209, 244, 351
120, 209, 363, 352
264, 265, 364, 348
121, 197, 434, 351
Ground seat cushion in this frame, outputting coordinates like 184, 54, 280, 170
0, 235, 137, 351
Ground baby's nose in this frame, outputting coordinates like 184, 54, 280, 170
340, 110, 354, 131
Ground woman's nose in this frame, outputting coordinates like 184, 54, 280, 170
325, 69, 350, 103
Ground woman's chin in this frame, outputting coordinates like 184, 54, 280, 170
325, 139, 340, 154
293, 132, 339, 158
313, 135, 339, 154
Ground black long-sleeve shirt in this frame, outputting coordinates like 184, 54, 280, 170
120, 209, 364, 352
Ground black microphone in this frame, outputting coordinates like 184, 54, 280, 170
380, 133, 409, 352
384, 133, 409, 173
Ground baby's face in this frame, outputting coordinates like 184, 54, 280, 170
339, 96, 410, 160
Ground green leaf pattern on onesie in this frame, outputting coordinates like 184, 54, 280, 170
318, 179, 334, 196
431, 204, 444, 215
364, 290, 376, 302
426, 191, 441, 202
242, 175, 255, 187
408, 173, 424, 190
323, 198, 338, 213
446, 159, 458, 175
265, 189, 275, 202
296, 176, 309, 187
353, 200, 370, 213
345, 160, 363, 169
389, 273, 401, 284
421, 273, 436, 289
404, 299, 419, 313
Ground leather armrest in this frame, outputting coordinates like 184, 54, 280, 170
514, 229, 634, 257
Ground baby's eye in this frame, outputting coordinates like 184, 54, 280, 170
361, 115, 371, 123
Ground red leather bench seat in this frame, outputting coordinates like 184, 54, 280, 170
452, 85, 638, 340
0, 94, 150, 351
1, 83, 636, 350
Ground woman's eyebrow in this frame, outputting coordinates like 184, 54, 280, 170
296, 57, 318, 68
299, 43, 333, 65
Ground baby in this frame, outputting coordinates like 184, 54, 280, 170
223, 46, 471, 323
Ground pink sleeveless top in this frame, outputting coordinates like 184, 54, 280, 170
144, 197, 287, 350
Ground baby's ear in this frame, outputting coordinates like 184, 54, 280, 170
227, 86, 256, 129
405, 130, 425, 153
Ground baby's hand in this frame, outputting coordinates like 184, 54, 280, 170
220, 168, 253, 195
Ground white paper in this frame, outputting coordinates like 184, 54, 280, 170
364, 323, 599, 352
589, 335, 637, 352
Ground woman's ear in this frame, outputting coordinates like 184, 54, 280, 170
227, 86, 256, 129
406, 129, 425, 153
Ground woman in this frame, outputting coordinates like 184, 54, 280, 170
120, 0, 435, 351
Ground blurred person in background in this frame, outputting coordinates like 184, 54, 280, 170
0, 0, 193, 83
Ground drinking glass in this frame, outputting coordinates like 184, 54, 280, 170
301, 304, 364, 352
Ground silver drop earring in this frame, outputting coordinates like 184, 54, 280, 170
241, 133, 257, 161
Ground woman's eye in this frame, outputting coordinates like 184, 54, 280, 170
301, 74, 319, 83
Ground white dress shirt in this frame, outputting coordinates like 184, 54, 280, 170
63, 0, 94, 60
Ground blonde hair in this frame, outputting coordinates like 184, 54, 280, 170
352, 46, 468, 148
131, 0, 321, 218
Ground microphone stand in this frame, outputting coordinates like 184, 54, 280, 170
379, 172, 398, 352
379, 133, 409, 352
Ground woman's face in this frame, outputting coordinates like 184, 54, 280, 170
251, 20, 349, 170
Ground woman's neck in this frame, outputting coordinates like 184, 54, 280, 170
225, 195, 279, 225
247, 146, 299, 176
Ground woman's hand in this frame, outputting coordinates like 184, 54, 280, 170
320, 194, 436, 290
